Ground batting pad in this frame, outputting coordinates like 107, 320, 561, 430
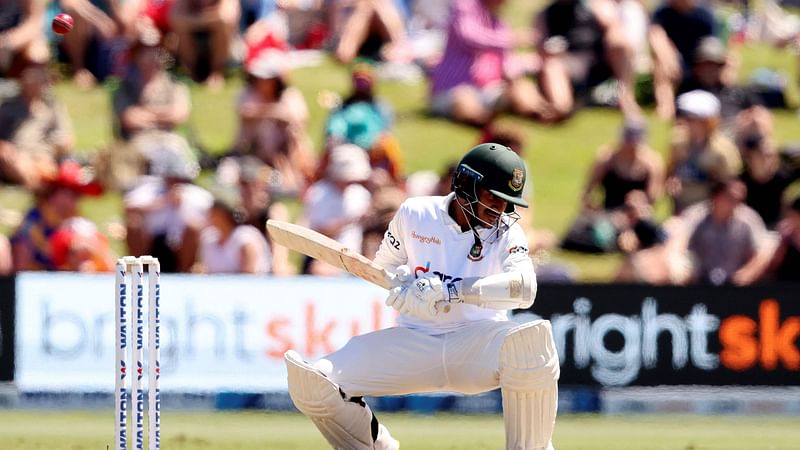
285, 350, 399, 450
499, 320, 560, 450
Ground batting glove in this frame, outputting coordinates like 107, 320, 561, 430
385, 272, 443, 320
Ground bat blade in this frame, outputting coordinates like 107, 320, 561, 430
266, 219, 395, 289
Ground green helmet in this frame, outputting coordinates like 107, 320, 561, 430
452, 143, 528, 212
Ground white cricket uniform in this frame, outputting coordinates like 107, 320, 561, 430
317, 193, 537, 396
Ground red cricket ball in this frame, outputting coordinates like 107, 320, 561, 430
52, 13, 74, 35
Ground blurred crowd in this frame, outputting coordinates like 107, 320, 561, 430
0, 0, 799, 285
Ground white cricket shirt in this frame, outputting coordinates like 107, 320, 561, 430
374, 193, 536, 335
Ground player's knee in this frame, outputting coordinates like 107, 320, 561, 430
285, 350, 343, 417
499, 320, 560, 392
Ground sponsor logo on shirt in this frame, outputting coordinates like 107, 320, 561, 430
414, 261, 463, 285
411, 231, 441, 245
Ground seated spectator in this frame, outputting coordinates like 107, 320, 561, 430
109, 29, 196, 189
321, 63, 403, 181
214, 154, 294, 274
332, 0, 410, 63
0, 0, 49, 78
58, 0, 123, 88
49, 217, 116, 272
666, 90, 740, 214
301, 143, 372, 275
739, 134, 799, 229
562, 120, 663, 253
123, 149, 211, 272
685, 180, 773, 286
760, 195, 800, 282
428, 0, 554, 127
676, 36, 754, 129
197, 191, 272, 273
10, 160, 103, 271
614, 190, 691, 285
232, 49, 316, 196
169, 0, 240, 88
533, 0, 640, 121
648, 0, 716, 119
0, 60, 74, 190
582, 119, 663, 211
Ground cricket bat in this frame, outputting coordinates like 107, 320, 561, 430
266, 219, 396, 289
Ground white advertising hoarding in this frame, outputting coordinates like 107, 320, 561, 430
15, 273, 396, 393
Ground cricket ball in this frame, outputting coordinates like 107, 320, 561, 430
52, 13, 74, 36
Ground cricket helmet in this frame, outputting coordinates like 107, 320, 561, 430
452, 143, 528, 213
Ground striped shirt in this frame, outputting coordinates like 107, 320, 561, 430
430, 0, 514, 95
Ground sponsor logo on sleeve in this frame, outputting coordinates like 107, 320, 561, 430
384, 231, 401, 250
508, 245, 529, 255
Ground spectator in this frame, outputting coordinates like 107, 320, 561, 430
123, 149, 211, 272
685, 180, 773, 286
0, 0, 49, 78
214, 154, 294, 274
677, 36, 756, 129
169, 0, 240, 88
333, 0, 410, 63
48, 217, 116, 272
666, 89, 740, 214
614, 190, 690, 285
562, 119, 663, 254
322, 63, 403, 181
581, 119, 664, 211
110, 28, 195, 189
197, 191, 272, 273
533, 0, 640, 121
428, 0, 554, 127
648, 0, 716, 119
233, 49, 316, 196
301, 143, 372, 274
0, 60, 74, 190
10, 160, 104, 271
760, 195, 800, 282
58, 0, 123, 88
739, 134, 800, 229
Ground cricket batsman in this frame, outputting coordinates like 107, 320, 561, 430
285, 143, 560, 450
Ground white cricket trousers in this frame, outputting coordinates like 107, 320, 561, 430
315, 319, 519, 397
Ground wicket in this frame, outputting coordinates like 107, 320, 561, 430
115, 256, 161, 450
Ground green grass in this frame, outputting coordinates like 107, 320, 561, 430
0, 411, 798, 449
5, 1, 800, 280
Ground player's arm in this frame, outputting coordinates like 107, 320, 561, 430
451, 229, 537, 310
454, 253, 536, 310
